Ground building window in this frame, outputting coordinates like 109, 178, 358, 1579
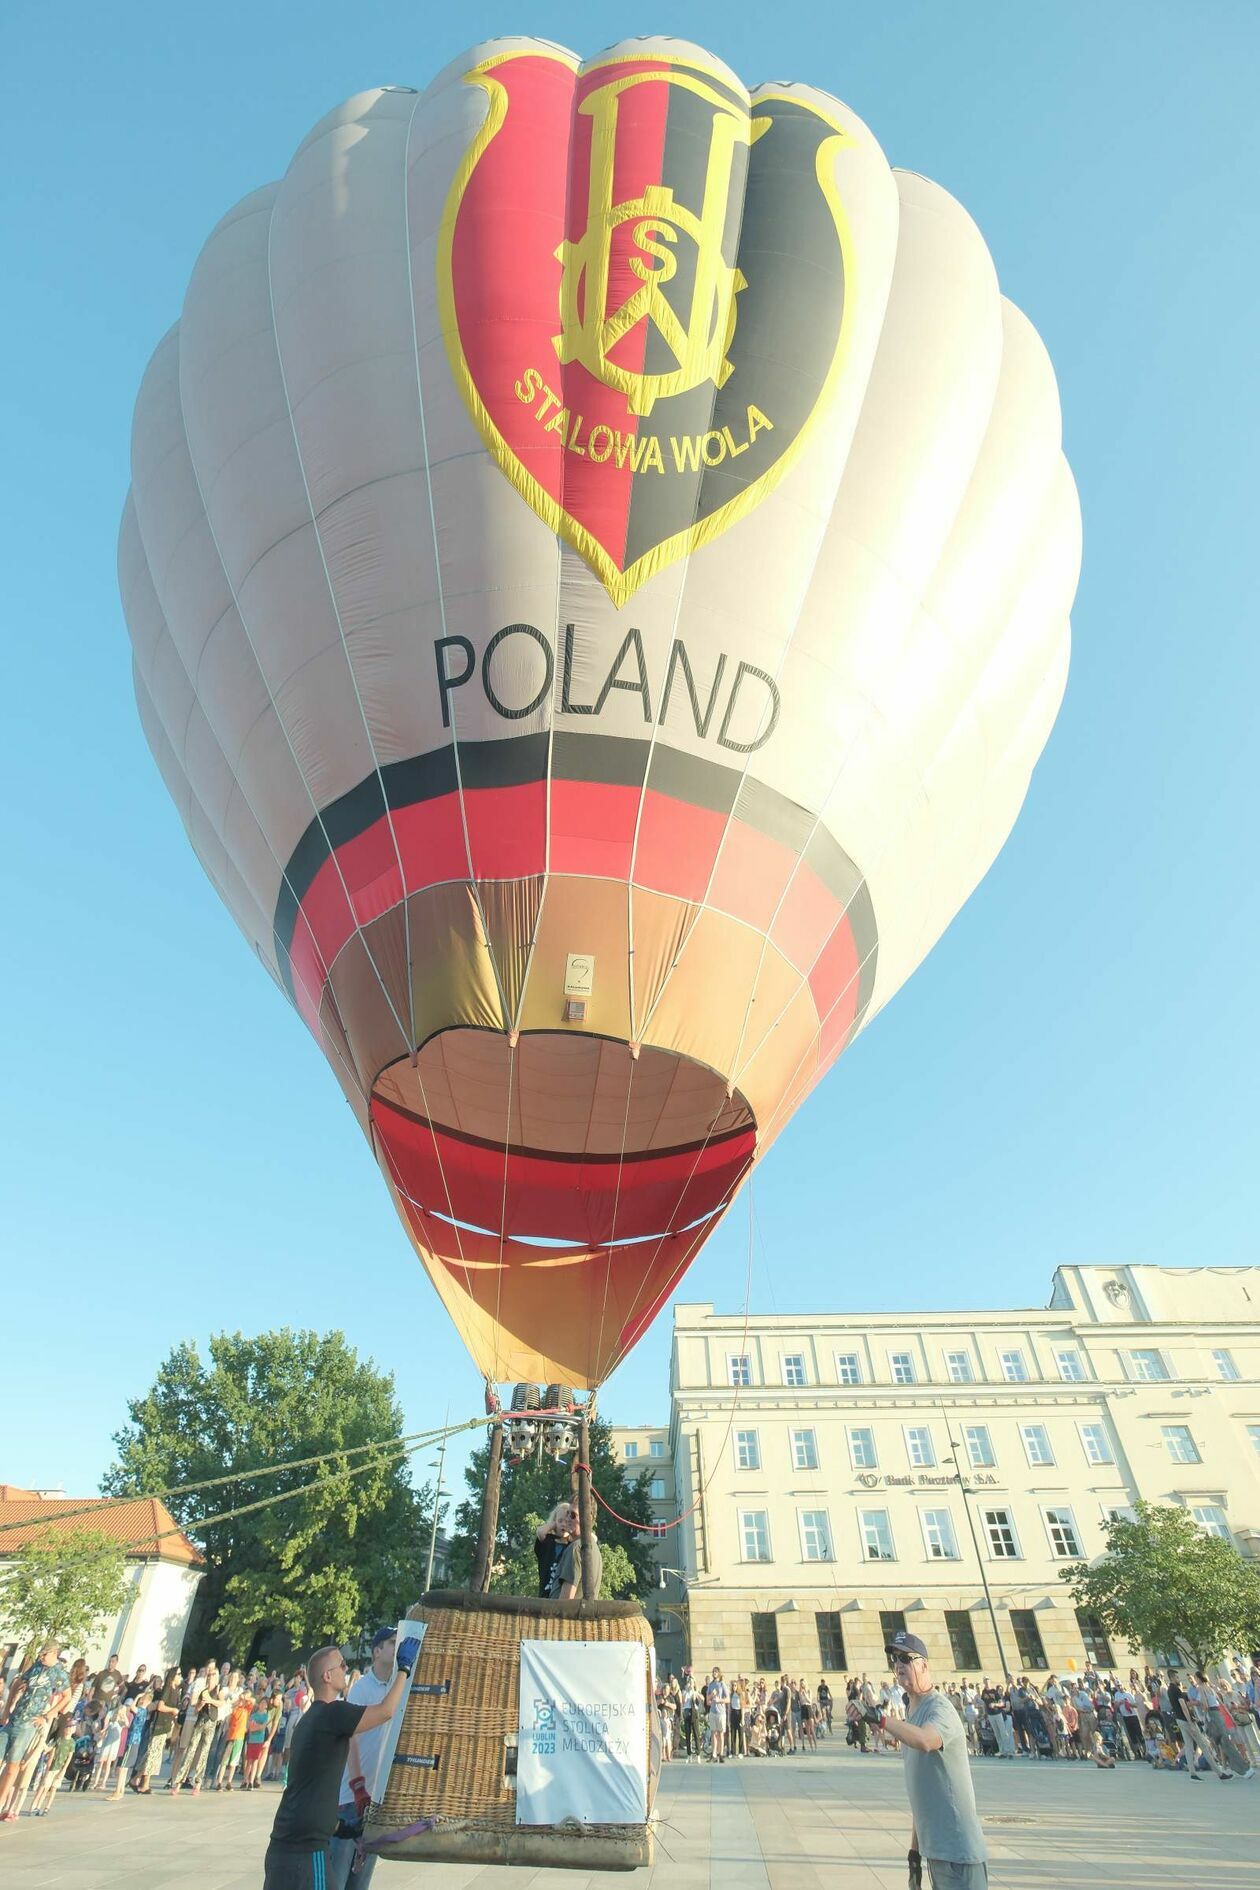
739, 1510, 772, 1561
876, 1610, 906, 1655
624, 1441, 639, 1458
1212, 1348, 1240, 1381
1161, 1424, 1199, 1465
920, 1509, 959, 1560
1128, 1349, 1169, 1381
1009, 1609, 1048, 1670
1076, 1610, 1114, 1667
1078, 1423, 1114, 1465
649, 1477, 666, 1499
729, 1354, 752, 1387
835, 1352, 862, 1385
791, 1428, 819, 1470
1056, 1349, 1085, 1382
1000, 1348, 1029, 1383
982, 1508, 1020, 1559
848, 1426, 878, 1470
964, 1425, 995, 1468
1190, 1503, 1231, 1541
859, 1510, 896, 1561
889, 1351, 917, 1385
1247, 1424, 1260, 1458
945, 1350, 974, 1383
800, 1510, 834, 1561
735, 1429, 761, 1471
650, 1440, 665, 1457
905, 1426, 935, 1468
945, 1610, 980, 1670
1021, 1424, 1055, 1467
1105, 1505, 1137, 1527
751, 1612, 780, 1671
783, 1352, 807, 1387
816, 1611, 846, 1670
1043, 1507, 1083, 1558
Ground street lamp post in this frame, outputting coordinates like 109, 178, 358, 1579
425, 1419, 448, 1592
938, 1401, 1013, 1684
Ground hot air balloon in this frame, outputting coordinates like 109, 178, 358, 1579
120, 34, 1079, 1405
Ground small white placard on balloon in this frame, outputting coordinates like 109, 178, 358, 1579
563, 953, 595, 998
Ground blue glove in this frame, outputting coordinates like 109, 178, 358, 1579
396, 1636, 421, 1674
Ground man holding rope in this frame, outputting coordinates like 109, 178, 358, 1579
263, 1635, 418, 1890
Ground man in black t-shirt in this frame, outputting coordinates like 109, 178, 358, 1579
263, 1636, 418, 1889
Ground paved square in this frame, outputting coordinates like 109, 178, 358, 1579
1, 1745, 1253, 1889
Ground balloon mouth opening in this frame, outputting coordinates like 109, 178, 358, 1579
369, 1027, 756, 1250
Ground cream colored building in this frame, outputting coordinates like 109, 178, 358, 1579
607, 1424, 685, 1675
618, 1265, 1260, 1682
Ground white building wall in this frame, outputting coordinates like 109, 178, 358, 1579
656, 1266, 1260, 1682
0, 1558, 202, 1676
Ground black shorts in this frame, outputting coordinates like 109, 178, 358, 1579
262, 1843, 332, 1889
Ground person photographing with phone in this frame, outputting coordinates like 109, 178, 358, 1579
263, 1633, 420, 1889
879, 1631, 988, 1889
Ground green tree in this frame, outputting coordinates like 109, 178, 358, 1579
1059, 1500, 1260, 1668
446, 1416, 657, 1599
103, 1330, 435, 1663
2, 1528, 131, 1651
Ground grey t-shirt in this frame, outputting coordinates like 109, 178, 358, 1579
554, 1534, 603, 1599
903, 1691, 987, 1865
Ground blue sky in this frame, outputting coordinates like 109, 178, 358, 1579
3, 2, 1258, 1507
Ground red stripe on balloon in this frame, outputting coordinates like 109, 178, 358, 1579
373, 1091, 754, 1245
290, 781, 854, 1036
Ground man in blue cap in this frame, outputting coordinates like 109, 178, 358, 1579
330, 1629, 402, 1889
880, 1630, 988, 1889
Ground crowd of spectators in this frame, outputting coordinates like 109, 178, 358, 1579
656, 1669, 832, 1759
840, 1658, 1260, 1778
649, 1655, 1260, 1781
0, 1639, 340, 1826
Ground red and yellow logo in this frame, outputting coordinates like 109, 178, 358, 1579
439, 49, 854, 607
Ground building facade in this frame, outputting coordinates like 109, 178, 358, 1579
0, 1486, 203, 1681
618, 1265, 1260, 1682
607, 1424, 683, 1674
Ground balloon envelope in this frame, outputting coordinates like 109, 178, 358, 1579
121, 37, 1079, 1387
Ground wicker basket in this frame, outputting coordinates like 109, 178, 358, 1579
366, 1589, 657, 1870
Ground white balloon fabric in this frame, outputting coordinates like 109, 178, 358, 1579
120, 37, 1079, 1387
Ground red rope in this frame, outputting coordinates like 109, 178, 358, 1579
590, 1480, 693, 1534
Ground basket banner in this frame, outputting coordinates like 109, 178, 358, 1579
517, 1640, 648, 1826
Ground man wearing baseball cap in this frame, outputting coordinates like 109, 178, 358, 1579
330, 1629, 400, 1889
879, 1630, 988, 1889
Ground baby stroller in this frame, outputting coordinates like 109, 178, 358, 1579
1030, 1712, 1055, 1759
1096, 1711, 1121, 1765
765, 1705, 784, 1755
978, 1716, 998, 1757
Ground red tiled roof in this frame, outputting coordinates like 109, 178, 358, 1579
0, 1490, 203, 1566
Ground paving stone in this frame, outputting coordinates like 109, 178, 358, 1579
2, 1742, 1257, 1886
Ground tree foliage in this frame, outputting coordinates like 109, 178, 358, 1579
446, 1416, 657, 1599
1059, 1501, 1260, 1668
2, 1528, 131, 1651
103, 1330, 435, 1663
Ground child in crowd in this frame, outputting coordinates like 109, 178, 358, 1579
242, 1696, 271, 1790
111, 1688, 152, 1798
68, 1721, 97, 1791
31, 1717, 78, 1816
214, 1691, 252, 1790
